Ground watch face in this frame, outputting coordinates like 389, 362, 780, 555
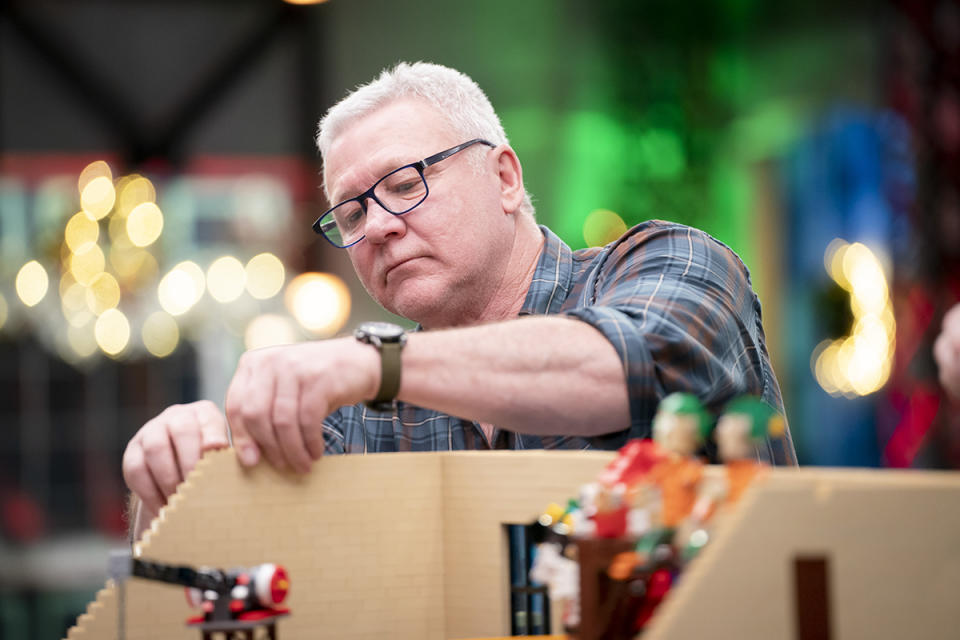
356, 322, 406, 341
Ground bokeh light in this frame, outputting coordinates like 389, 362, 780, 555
69, 243, 106, 286
245, 314, 298, 350
94, 308, 130, 356
110, 243, 158, 288
116, 175, 156, 216
126, 202, 164, 247
142, 311, 180, 358
77, 160, 112, 193
67, 323, 98, 359
285, 272, 351, 335
157, 261, 205, 316
80, 176, 116, 220
85, 272, 121, 315
16, 260, 49, 307
813, 239, 895, 397
245, 253, 285, 300
64, 211, 100, 252
206, 256, 246, 303
583, 209, 628, 247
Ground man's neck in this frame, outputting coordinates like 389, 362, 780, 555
470, 215, 545, 325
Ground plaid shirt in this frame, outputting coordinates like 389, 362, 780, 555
323, 221, 797, 465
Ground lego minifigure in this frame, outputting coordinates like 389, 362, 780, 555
645, 392, 712, 529
715, 395, 785, 503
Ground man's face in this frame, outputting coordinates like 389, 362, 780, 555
323, 98, 514, 327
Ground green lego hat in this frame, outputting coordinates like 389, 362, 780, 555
721, 396, 785, 441
655, 392, 713, 442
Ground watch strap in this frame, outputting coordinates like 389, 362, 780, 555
367, 340, 403, 411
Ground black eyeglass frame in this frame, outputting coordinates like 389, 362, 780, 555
312, 138, 496, 248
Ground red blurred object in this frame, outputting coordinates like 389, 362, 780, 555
597, 439, 666, 488
593, 505, 629, 539
635, 568, 673, 630
2, 490, 46, 542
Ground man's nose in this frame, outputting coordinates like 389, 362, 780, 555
362, 198, 406, 243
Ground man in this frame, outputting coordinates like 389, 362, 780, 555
123, 62, 796, 536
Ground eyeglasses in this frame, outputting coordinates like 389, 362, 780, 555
312, 138, 496, 248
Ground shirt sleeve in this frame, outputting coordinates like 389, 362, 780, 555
563, 221, 794, 464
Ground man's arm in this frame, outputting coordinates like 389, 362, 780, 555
225, 223, 784, 469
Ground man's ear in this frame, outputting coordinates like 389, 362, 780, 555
493, 146, 526, 214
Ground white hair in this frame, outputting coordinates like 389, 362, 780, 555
316, 61, 534, 215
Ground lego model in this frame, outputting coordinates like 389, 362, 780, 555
63, 447, 960, 640
533, 394, 789, 639
109, 552, 290, 639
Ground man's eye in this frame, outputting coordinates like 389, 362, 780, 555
336, 205, 364, 230
393, 180, 420, 193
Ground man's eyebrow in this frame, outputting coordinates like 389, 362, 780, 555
332, 154, 419, 203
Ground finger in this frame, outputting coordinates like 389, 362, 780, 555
122, 439, 167, 517
225, 361, 262, 467
166, 405, 204, 481
140, 422, 185, 499
272, 373, 312, 473
193, 400, 230, 453
300, 393, 329, 461
229, 355, 287, 470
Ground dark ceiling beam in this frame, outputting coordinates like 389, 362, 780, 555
151, 3, 298, 165
0, 1, 315, 168
1, 0, 148, 155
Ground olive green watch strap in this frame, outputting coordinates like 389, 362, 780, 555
369, 341, 403, 410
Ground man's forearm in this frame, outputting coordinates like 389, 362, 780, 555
398, 315, 631, 436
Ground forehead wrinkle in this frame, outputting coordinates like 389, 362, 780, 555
329, 151, 422, 203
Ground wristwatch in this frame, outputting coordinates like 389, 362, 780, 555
354, 321, 408, 411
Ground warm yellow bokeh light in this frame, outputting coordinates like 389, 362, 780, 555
61, 280, 89, 321
813, 239, 895, 398
158, 261, 205, 316
245, 253, 285, 300
207, 256, 247, 303
86, 272, 121, 315
78, 160, 112, 193
583, 209, 628, 247
110, 244, 158, 286
245, 314, 298, 350
16, 260, 49, 307
69, 243, 106, 285
80, 175, 116, 220
64, 211, 100, 252
285, 272, 351, 335
94, 308, 130, 356
126, 202, 164, 247
117, 175, 156, 216
67, 323, 98, 358
142, 311, 180, 358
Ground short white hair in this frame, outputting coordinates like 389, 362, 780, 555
316, 61, 534, 215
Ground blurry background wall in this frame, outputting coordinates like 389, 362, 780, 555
0, 0, 958, 638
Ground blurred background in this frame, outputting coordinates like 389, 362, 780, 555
1, 0, 958, 637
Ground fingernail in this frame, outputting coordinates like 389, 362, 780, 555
238, 444, 258, 466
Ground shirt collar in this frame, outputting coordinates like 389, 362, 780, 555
520, 225, 574, 316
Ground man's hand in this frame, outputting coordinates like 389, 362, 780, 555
935, 303, 960, 402
122, 400, 229, 519
224, 337, 380, 472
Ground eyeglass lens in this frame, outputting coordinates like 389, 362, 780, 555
324, 165, 427, 247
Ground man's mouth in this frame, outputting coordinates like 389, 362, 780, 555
384, 256, 423, 282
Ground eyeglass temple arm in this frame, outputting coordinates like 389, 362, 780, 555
422, 138, 495, 168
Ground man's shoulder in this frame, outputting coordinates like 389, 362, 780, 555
567, 219, 736, 262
